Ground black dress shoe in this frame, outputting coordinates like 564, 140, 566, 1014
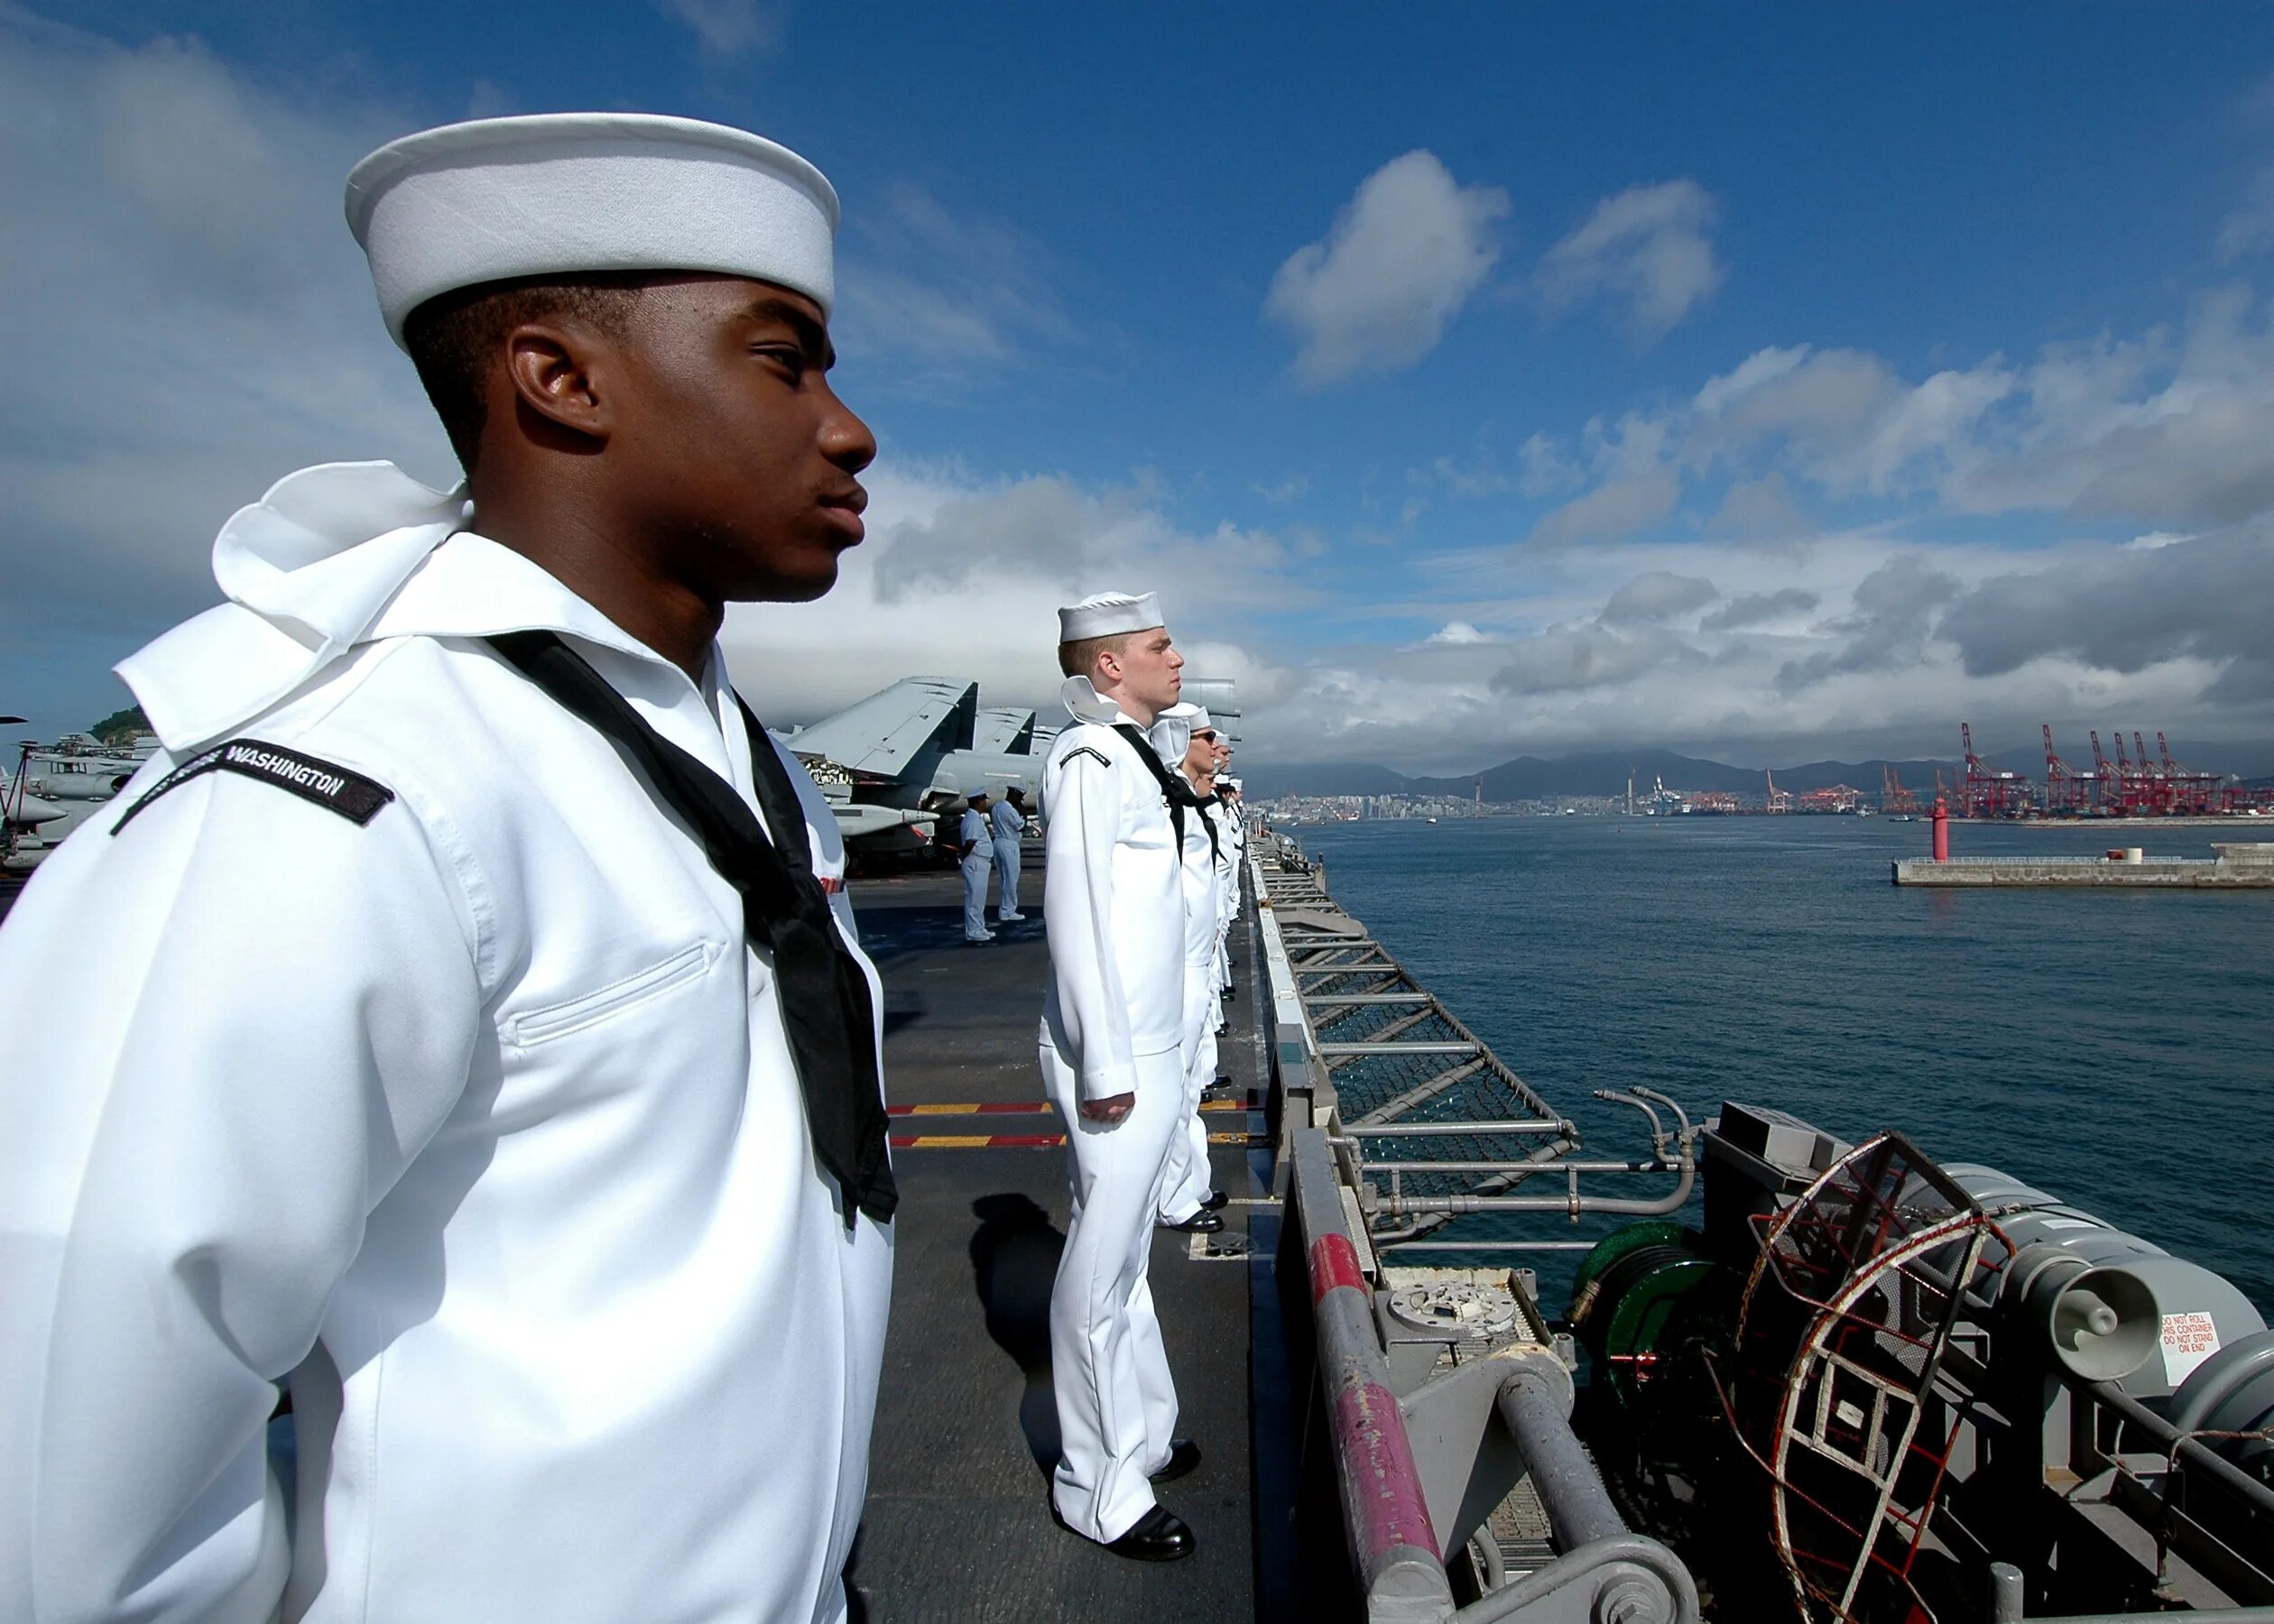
1104, 1505, 1196, 1562
1159, 1210, 1224, 1234
1149, 1439, 1201, 1482
1199, 1190, 1229, 1212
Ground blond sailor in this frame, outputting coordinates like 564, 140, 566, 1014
0, 114, 895, 1624
1039, 591, 1200, 1561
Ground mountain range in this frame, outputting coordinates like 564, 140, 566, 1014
1241, 743, 2274, 803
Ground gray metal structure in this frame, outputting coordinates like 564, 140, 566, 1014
1252, 827, 2274, 1623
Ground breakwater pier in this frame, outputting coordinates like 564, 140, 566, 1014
1892, 840, 2274, 887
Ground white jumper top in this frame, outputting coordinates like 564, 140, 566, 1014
1038, 688, 1184, 1101
0, 463, 892, 1624
1179, 797, 1225, 972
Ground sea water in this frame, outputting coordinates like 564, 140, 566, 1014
1290, 816, 2274, 1313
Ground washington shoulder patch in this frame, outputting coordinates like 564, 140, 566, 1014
113, 739, 395, 835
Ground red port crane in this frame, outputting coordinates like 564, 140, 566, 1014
2042, 725, 2086, 816
2089, 731, 2120, 816
1881, 764, 1921, 815
1960, 723, 2029, 817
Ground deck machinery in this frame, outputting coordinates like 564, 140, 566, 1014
1256, 838, 2274, 1624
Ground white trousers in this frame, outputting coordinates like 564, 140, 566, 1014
1157, 976, 1218, 1222
994, 837, 1021, 918
1042, 1040, 1183, 1543
961, 850, 993, 938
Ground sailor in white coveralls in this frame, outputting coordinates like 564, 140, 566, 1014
958, 791, 996, 942
991, 786, 1031, 923
0, 115, 896, 1624
1148, 703, 1230, 1234
1038, 591, 1203, 1562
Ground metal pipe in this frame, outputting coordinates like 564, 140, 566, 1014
1495, 1368, 1624, 1549
1989, 1561, 2024, 1622
2018, 1613, 2274, 1623
1377, 1239, 1601, 1253
2083, 1379, 2274, 1520
1289, 1129, 1454, 1617
1380, 1150, 1695, 1218
1340, 1120, 1573, 1139
1451, 1533, 1700, 1624
1359, 1158, 1674, 1176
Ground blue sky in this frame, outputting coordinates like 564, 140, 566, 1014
8, 3, 2274, 772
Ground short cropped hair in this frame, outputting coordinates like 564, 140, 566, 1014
401, 273, 647, 471
1057, 632, 1134, 679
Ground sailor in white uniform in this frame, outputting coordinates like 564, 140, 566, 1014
959, 791, 995, 942
0, 115, 896, 1624
1209, 736, 1245, 1005
1149, 705, 1230, 1233
1038, 590, 1200, 1562
991, 785, 1030, 922
1215, 770, 1245, 1002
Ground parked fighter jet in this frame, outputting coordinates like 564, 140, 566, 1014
776, 673, 1234, 860
773, 678, 1050, 859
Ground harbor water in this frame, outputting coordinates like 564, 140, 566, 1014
1290, 815, 2274, 1313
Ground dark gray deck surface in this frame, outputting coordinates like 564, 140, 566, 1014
846, 854, 1264, 1624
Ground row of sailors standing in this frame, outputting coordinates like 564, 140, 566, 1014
0, 106, 1243, 1624
1035, 591, 1248, 1562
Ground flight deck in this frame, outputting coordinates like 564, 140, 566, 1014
844, 857, 1270, 1623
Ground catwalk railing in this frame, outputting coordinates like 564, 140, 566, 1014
1256, 834, 1700, 1623
1254, 836, 1694, 1251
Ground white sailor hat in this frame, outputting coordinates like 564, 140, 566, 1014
1058, 591, 1164, 642
345, 113, 839, 349
1160, 703, 1213, 734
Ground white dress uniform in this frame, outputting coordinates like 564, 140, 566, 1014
990, 796, 1027, 921
959, 804, 994, 940
1147, 707, 1223, 1226
0, 465, 893, 1624
1, 112, 893, 1624
1216, 796, 1244, 992
1038, 672, 1186, 1545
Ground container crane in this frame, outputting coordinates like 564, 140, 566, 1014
2089, 731, 2120, 816
2040, 724, 2089, 817
1960, 723, 2027, 817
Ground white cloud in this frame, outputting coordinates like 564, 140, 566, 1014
720, 461, 1313, 726
1529, 468, 1680, 548
1539, 179, 1724, 339
1708, 473, 1808, 539
1266, 150, 1509, 386
1599, 570, 1719, 625
2218, 165, 2274, 261
834, 185, 1077, 389
650, 0, 786, 55
1422, 620, 1491, 646
1519, 431, 1585, 498
0, 17, 450, 644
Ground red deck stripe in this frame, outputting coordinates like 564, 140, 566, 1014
888, 1133, 1066, 1149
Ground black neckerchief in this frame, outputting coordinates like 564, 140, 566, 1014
1192, 793, 1221, 864
1109, 722, 1198, 848
487, 631, 895, 1227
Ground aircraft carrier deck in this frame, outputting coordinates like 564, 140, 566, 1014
843, 855, 1276, 1623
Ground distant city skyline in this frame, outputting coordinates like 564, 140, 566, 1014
7, 5, 2274, 770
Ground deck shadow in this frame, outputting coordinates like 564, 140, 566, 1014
968, 1192, 1065, 1473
